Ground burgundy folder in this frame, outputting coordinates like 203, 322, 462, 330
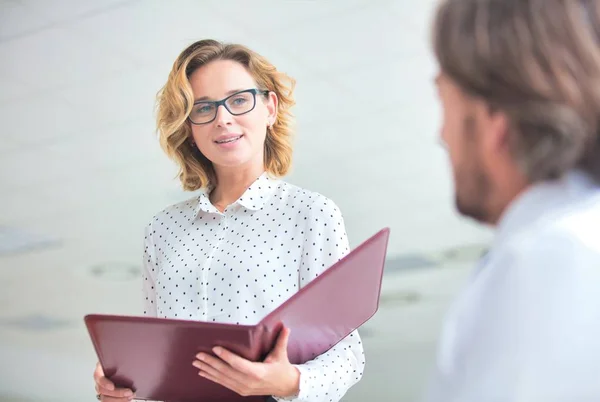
85, 227, 390, 402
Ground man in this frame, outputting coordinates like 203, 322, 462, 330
428, 0, 600, 401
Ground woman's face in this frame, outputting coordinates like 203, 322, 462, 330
188, 59, 278, 174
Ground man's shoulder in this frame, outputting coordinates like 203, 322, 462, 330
510, 198, 600, 263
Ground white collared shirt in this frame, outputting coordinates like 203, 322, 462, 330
426, 170, 600, 402
142, 172, 364, 402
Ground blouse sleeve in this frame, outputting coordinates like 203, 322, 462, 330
142, 220, 158, 317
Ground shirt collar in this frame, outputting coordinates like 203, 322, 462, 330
493, 169, 599, 248
193, 172, 281, 217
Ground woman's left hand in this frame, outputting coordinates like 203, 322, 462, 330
193, 326, 300, 398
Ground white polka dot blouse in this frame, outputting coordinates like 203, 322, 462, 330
142, 172, 365, 402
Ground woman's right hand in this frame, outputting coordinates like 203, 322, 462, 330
94, 362, 136, 401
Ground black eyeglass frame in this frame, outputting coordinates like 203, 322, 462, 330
188, 88, 270, 125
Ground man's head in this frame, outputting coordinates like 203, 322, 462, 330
433, 0, 600, 224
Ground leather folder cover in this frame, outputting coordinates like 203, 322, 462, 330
85, 227, 390, 402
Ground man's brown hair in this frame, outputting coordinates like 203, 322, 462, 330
433, 0, 600, 182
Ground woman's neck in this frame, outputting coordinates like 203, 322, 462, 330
210, 165, 265, 212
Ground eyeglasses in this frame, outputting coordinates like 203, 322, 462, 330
188, 88, 269, 125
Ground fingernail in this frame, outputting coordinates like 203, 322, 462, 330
196, 353, 204, 361
213, 347, 221, 355
124, 390, 133, 397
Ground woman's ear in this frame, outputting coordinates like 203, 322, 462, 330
266, 91, 278, 126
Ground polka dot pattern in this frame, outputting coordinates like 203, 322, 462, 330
141, 172, 365, 401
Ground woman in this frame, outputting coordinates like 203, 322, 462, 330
93, 39, 365, 402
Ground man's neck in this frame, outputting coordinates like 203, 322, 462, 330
487, 174, 530, 226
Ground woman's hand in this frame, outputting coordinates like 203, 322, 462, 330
93, 362, 136, 401
193, 326, 300, 398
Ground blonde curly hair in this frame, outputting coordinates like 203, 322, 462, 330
155, 39, 296, 191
